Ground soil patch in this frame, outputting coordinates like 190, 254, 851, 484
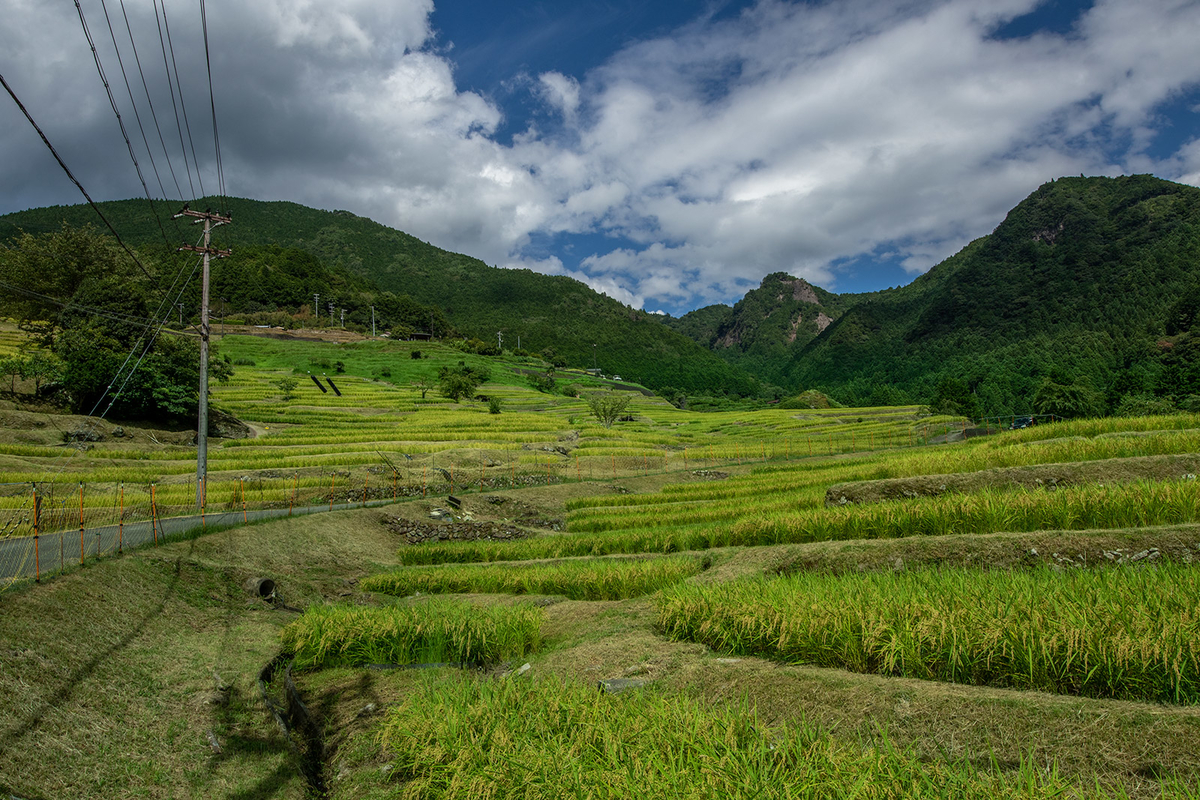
381, 514, 531, 544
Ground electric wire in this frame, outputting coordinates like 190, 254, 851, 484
0, 71, 157, 284
72, 0, 152, 205
158, 0, 204, 199
82, 0, 184, 258
151, 0, 196, 199
120, 0, 184, 201
199, 0, 225, 203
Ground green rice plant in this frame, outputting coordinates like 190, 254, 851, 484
656, 564, 1200, 704
360, 554, 705, 601
398, 478, 1200, 565
362, 673, 1085, 799
280, 599, 543, 670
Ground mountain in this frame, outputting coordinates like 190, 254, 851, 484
663, 274, 872, 387
0, 198, 762, 398
674, 175, 1200, 416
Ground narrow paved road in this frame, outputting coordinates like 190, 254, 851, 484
0, 499, 398, 583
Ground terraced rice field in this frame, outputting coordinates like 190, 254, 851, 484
7, 328, 1200, 799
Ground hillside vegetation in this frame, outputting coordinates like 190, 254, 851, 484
669, 176, 1200, 416
0, 199, 762, 397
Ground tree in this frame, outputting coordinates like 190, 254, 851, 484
586, 392, 631, 428
1032, 378, 1104, 419
276, 376, 299, 401
440, 371, 482, 402
412, 378, 432, 399
0, 225, 231, 420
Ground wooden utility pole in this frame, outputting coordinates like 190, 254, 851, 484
174, 206, 231, 507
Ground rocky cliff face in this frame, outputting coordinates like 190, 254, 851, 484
666, 271, 859, 387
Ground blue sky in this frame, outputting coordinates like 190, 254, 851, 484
1, 0, 1199, 314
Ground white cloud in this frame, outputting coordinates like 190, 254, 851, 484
3, 0, 1200, 313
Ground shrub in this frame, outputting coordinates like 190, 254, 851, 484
488, 396, 503, 414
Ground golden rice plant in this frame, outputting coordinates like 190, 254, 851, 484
656, 564, 1200, 704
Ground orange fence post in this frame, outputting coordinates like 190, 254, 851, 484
329, 475, 335, 511
290, 474, 297, 516
422, 469, 427, 498
362, 475, 369, 507
241, 478, 248, 523
450, 467, 455, 495
576, 455, 581, 482
611, 454, 615, 477
683, 448, 688, 470
392, 470, 397, 501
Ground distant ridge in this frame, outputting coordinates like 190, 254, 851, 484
0, 198, 762, 398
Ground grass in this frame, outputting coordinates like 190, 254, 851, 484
336, 672, 1095, 800
360, 554, 708, 601
280, 599, 544, 670
656, 563, 1200, 704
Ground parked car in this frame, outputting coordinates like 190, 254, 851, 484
1011, 416, 1033, 430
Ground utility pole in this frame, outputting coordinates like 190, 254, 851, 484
328, 301, 334, 321
497, 331, 503, 351
176, 302, 184, 325
314, 293, 320, 320
174, 206, 231, 507
340, 308, 345, 328
371, 306, 376, 337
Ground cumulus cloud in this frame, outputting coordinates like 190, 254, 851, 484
2, 0, 1198, 314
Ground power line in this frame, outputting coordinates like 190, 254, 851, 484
158, 0, 204, 199
199, 0, 226, 203
0, 71, 157, 284
151, 0, 196, 199
120, 0, 184, 200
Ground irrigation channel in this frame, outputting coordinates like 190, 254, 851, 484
0, 497, 401, 585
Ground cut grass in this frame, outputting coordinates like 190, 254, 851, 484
656, 563, 1200, 704
360, 554, 708, 601
280, 599, 544, 670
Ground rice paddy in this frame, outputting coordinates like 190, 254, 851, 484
360, 554, 708, 601
7, 327, 1200, 798
280, 599, 544, 670
656, 564, 1200, 704
343, 673, 1093, 800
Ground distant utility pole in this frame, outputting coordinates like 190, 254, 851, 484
593, 343, 597, 371
497, 331, 503, 351
176, 302, 184, 325
340, 308, 345, 328
174, 205, 232, 508
328, 301, 334, 321
371, 306, 376, 337
314, 293, 320, 319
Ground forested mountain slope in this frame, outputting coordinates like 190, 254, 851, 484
0, 199, 762, 397
786, 175, 1200, 415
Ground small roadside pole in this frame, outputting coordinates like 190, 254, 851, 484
33, 484, 40, 582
